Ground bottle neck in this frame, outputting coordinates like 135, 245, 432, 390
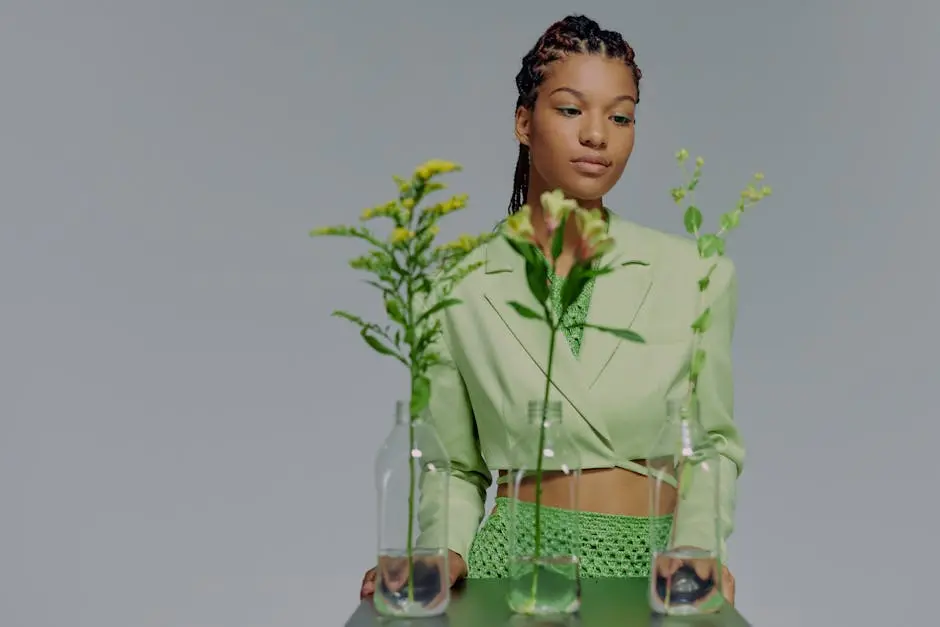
667, 396, 701, 424
527, 400, 563, 428
667, 396, 706, 449
394, 401, 423, 426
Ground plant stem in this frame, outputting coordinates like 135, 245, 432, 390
664, 251, 709, 580
406, 394, 416, 603
529, 322, 557, 602
405, 273, 417, 604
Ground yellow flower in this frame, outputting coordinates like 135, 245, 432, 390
389, 227, 414, 244
414, 159, 461, 181
393, 175, 411, 193
425, 193, 469, 218
436, 233, 483, 255
540, 189, 579, 233
504, 205, 536, 243
573, 208, 614, 261
360, 201, 399, 222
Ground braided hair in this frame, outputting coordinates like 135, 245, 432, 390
508, 15, 642, 215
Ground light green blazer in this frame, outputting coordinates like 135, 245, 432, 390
416, 212, 744, 563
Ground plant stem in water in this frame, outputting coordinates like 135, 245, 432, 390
404, 270, 417, 604
529, 327, 557, 603
406, 406, 416, 603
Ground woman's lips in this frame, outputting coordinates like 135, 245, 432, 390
571, 156, 610, 176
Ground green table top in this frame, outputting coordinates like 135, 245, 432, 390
345, 578, 749, 626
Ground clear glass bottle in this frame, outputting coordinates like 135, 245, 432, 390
373, 401, 452, 617
505, 400, 582, 615
647, 396, 726, 616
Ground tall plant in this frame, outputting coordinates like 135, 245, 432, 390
500, 189, 647, 606
669, 148, 772, 507
311, 159, 493, 601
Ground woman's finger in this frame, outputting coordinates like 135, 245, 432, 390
360, 569, 377, 599
722, 567, 735, 605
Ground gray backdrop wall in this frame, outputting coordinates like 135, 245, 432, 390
2, 1, 936, 626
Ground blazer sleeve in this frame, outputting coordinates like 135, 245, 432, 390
671, 257, 744, 562
415, 300, 492, 562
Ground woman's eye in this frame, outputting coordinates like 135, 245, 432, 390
611, 114, 634, 126
557, 107, 580, 117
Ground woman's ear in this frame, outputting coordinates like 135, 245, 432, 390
514, 106, 531, 147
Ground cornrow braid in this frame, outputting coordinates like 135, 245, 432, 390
508, 15, 642, 215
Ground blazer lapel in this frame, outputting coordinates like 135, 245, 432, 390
578, 216, 656, 389
482, 231, 625, 447
482, 237, 569, 381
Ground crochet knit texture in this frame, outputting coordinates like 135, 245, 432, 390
467, 498, 673, 579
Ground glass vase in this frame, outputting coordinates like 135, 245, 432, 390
505, 400, 582, 615
647, 396, 726, 616
373, 401, 452, 618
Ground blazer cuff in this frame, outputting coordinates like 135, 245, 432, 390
417, 473, 486, 562
670, 454, 738, 563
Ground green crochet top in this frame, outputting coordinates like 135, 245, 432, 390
537, 250, 596, 358
535, 215, 609, 357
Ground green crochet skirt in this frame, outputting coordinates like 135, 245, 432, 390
466, 497, 673, 579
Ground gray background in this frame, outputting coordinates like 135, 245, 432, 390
2, 1, 936, 625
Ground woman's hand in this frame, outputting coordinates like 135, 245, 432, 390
653, 550, 736, 607
359, 551, 468, 600
721, 566, 735, 605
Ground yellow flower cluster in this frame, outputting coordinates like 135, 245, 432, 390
389, 227, 415, 244
425, 193, 468, 219
360, 201, 401, 222
414, 159, 461, 181
436, 233, 485, 254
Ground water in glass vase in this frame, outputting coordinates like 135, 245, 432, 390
507, 554, 581, 615
647, 397, 727, 616
650, 546, 724, 615
505, 400, 582, 616
374, 547, 449, 617
373, 401, 452, 617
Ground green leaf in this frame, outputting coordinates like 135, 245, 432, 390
697, 263, 718, 291
360, 327, 398, 358
410, 375, 431, 418
524, 258, 550, 304
504, 236, 541, 269
558, 264, 583, 312
507, 300, 544, 320
683, 206, 702, 235
691, 307, 712, 333
584, 323, 645, 343
719, 210, 740, 231
550, 217, 566, 261
691, 348, 707, 378
696, 234, 725, 258
331, 310, 369, 328
384, 297, 406, 325
416, 297, 461, 325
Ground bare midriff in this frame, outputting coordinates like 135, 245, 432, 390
495, 465, 677, 517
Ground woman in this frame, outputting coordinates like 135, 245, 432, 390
361, 14, 741, 604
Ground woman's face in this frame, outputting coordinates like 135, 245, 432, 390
516, 53, 638, 207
